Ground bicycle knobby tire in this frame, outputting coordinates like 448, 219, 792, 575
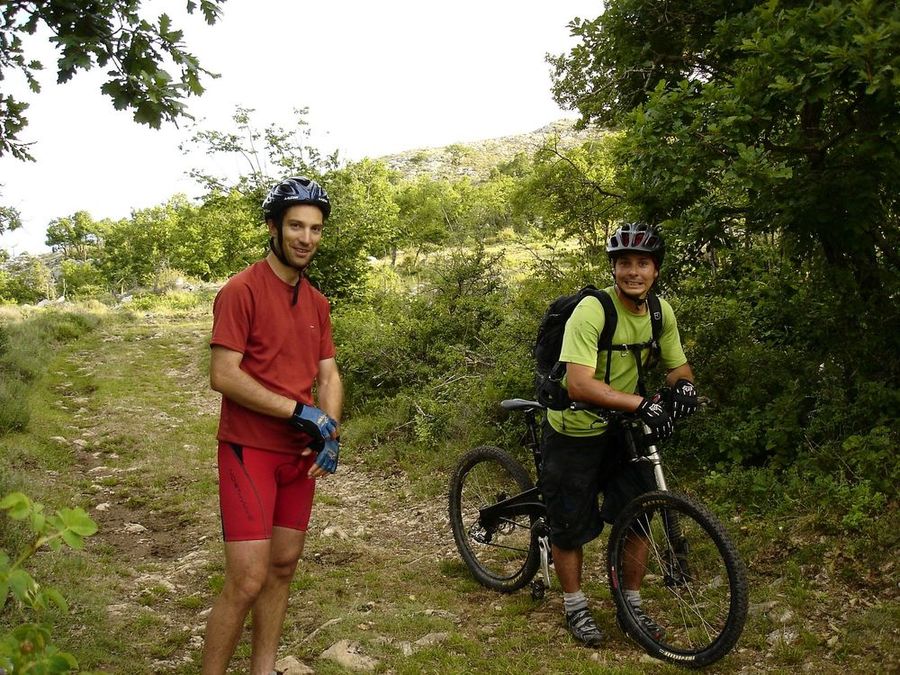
607, 490, 748, 668
448, 446, 541, 592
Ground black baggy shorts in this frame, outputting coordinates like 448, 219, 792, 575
540, 420, 656, 550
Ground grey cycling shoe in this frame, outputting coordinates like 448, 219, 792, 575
565, 607, 604, 647
618, 604, 666, 641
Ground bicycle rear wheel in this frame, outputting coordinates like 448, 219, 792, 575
448, 446, 540, 592
607, 490, 748, 668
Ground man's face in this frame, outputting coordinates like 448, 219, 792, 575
613, 252, 658, 298
268, 204, 324, 269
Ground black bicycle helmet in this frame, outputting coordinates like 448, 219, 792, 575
262, 176, 331, 221
607, 222, 665, 268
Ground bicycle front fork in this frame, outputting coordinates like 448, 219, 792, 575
532, 518, 553, 600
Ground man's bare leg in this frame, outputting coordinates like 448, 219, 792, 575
552, 544, 584, 593
249, 526, 306, 675
202, 539, 272, 674
622, 531, 650, 590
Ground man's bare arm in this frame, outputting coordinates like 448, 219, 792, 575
316, 357, 343, 432
209, 345, 295, 419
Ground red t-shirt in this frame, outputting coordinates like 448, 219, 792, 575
210, 260, 336, 453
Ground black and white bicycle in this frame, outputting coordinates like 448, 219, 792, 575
448, 397, 748, 668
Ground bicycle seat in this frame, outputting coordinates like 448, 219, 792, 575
500, 398, 545, 412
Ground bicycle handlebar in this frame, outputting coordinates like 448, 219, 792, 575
500, 392, 709, 421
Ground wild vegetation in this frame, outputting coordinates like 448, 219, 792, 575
1, 0, 897, 671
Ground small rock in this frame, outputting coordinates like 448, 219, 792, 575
827, 635, 839, 647
399, 641, 414, 656
776, 609, 794, 623
95, 502, 112, 512
767, 627, 799, 646
423, 609, 459, 621
321, 640, 378, 672
414, 632, 449, 647
49, 436, 67, 444
107, 603, 129, 616
72, 439, 89, 448
322, 525, 349, 540
275, 655, 314, 675
124, 522, 148, 533
749, 600, 778, 616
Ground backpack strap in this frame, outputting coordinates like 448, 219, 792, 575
594, 290, 618, 385
596, 290, 663, 396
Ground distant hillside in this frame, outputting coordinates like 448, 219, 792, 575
379, 118, 606, 181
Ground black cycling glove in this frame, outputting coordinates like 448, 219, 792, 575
636, 395, 674, 443
671, 378, 699, 419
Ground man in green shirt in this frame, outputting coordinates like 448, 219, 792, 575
543, 222, 699, 648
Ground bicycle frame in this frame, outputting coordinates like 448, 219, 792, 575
478, 399, 673, 592
476, 404, 545, 528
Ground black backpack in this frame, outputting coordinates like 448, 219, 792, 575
533, 285, 663, 409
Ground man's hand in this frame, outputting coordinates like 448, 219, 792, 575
290, 403, 338, 443
671, 378, 699, 419
636, 395, 674, 442
309, 437, 339, 476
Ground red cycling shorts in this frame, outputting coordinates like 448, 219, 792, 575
217, 442, 316, 541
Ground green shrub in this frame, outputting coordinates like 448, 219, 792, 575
1, 492, 98, 672
0, 257, 56, 304
0, 377, 30, 434
0, 309, 102, 437
60, 260, 105, 299
127, 289, 207, 312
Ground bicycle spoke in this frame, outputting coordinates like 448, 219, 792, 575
609, 491, 747, 667
449, 446, 540, 592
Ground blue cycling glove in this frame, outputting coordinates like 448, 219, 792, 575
290, 403, 338, 445
315, 436, 340, 474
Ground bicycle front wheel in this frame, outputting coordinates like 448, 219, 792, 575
607, 490, 748, 668
448, 446, 540, 592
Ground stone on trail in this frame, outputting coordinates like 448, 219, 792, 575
322, 524, 349, 540
414, 632, 449, 647
275, 655, 314, 674
321, 640, 378, 671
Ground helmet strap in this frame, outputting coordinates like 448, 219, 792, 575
269, 222, 308, 273
614, 283, 648, 309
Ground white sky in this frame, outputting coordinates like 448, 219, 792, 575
0, 0, 600, 254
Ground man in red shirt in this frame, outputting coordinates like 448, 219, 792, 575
202, 177, 344, 674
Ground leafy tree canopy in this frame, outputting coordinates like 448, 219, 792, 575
0, 204, 21, 235
45, 210, 107, 260
550, 0, 900, 292
1, 0, 226, 161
